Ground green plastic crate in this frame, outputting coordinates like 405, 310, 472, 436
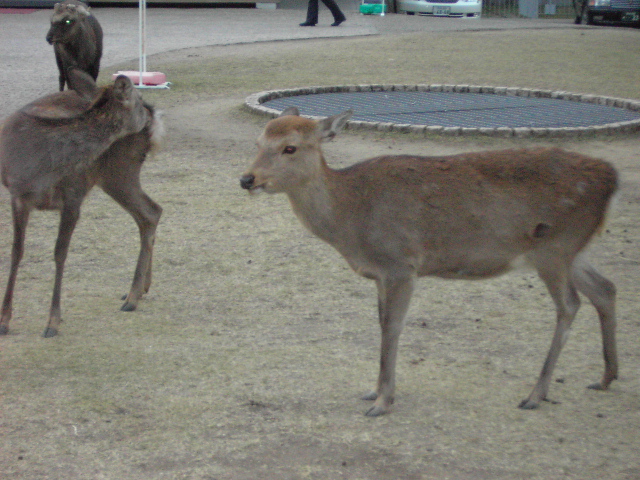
359, 3, 387, 14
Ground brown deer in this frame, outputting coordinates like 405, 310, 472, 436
240, 107, 618, 416
46, 0, 103, 91
0, 68, 163, 338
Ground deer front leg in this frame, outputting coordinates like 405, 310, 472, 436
0, 199, 30, 336
44, 204, 81, 338
363, 275, 414, 417
54, 49, 66, 91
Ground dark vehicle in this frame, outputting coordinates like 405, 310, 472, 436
586, 0, 640, 25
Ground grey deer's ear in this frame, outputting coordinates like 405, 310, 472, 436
75, 3, 90, 16
279, 106, 300, 117
113, 75, 137, 104
66, 67, 98, 101
317, 109, 352, 142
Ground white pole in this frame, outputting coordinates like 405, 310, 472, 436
117, 0, 168, 89
138, 0, 146, 85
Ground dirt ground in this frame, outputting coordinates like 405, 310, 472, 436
1, 25, 640, 480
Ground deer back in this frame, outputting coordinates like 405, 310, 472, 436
330, 148, 616, 278
0, 72, 151, 204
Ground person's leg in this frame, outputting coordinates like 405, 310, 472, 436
300, 0, 319, 25
321, 0, 346, 24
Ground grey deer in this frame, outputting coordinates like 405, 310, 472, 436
240, 107, 618, 416
0, 69, 163, 338
46, 0, 103, 91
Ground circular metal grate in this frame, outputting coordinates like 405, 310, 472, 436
245, 85, 640, 137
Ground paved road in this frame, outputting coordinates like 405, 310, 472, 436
0, 5, 577, 114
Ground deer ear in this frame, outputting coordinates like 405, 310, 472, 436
66, 67, 98, 101
280, 107, 300, 117
317, 109, 352, 142
75, 4, 90, 16
113, 75, 136, 103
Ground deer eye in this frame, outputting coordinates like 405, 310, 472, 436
65, 19, 72, 24
283, 146, 297, 155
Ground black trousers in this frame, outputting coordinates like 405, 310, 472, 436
305, 0, 346, 23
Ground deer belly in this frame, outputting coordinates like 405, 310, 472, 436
419, 255, 519, 280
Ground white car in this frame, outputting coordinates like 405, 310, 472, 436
397, 0, 482, 17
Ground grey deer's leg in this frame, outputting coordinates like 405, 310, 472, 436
0, 198, 31, 335
98, 153, 161, 312
44, 201, 82, 338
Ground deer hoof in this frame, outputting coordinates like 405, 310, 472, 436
361, 391, 378, 401
0, 324, 9, 335
120, 301, 137, 312
42, 327, 58, 338
518, 399, 540, 410
365, 405, 390, 417
587, 382, 606, 391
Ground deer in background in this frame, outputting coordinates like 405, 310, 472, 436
240, 107, 618, 416
0, 68, 163, 338
46, 0, 103, 91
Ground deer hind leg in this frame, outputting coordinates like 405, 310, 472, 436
44, 202, 81, 338
363, 275, 414, 417
571, 258, 617, 391
0, 198, 31, 335
100, 175, 162, 312
519, 259, 581, 409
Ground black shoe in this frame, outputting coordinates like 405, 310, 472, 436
331, 18, 345, 26
299, 21, 316, 26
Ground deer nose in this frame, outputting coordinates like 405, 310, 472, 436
240, 174, 255, 190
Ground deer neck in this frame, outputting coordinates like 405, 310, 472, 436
286, 163, 342, 245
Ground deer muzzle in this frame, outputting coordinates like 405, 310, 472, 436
240, 174, 256, 191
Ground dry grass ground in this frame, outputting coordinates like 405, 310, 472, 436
1, 25, 640, 479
